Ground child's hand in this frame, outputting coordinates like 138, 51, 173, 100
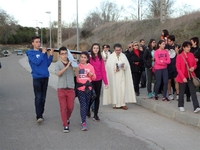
74, 67, 79, 77
66, 62, 71, 68
104, 85, 109, 89
87, 72, 93, 77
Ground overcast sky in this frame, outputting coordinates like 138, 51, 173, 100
0, 0, 200, 27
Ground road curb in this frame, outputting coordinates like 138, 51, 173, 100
136, 98, 200, 129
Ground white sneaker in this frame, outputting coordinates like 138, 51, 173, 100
179, 107, 185, 112
176, 95, 179, 100
194, 108, 200, 113
37, 118, 44, 123
168, 94, 174, 100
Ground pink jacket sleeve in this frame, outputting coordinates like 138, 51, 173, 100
90, 65, 96, 81
101, 59, 108, 85
163, 51, 171, 64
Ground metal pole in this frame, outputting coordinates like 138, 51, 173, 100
76, 0, 79, 51
160, 0, 166, 24
140, 0, 142, 20
138, 0, 140, 21
58, 0, 62, 48
49, 13, 52, 48
46, 11, 52, 48
39, 22, 43, 47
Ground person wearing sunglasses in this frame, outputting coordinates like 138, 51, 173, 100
129, 41, 144, 96
124, 43, 133, 60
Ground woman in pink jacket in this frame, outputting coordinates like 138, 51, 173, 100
154, 40, 171, 101
176, 41, 200, 113
90, 43, 108, 121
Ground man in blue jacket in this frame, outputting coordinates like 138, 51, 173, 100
26, 36, 54, 123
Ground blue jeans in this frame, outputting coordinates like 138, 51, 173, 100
33, 78, 49, 119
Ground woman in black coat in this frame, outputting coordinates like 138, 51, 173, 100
143, 39, 156, 98
129, 41, 144, 96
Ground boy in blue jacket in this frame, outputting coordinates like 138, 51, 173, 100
26, 36, 54, 123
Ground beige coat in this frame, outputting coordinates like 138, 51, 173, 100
103, 52, 136, 106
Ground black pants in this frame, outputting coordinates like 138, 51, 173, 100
178, 80, 199, 110
132, 72, 142, 93
92, 80, 102, 117
33, 78, 49, 119
140, 70, 146, 86
171, 78, 176, 94
185, 84, 200, 98
146, 68, 154, 93
185, 83, 190, 98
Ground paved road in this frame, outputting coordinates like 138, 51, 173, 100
0, 55, 200, 150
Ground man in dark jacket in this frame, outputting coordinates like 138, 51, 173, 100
124, 43, 133, 60
140, 39, 147, 51
186, 37, 200, 102
165, 35, 179, 100
190, 37, 200, 78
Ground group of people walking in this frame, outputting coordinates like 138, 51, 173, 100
26, 31, 200, 133
26, 36, 136, 132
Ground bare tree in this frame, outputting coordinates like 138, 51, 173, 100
62, 21, 77, 39
98, 1, 124, 23
146, 0, 175, 19
82, 12, 103, 29
173, 4, 193, 17
0, 8, 18, 44
82, 0, 124, 30
62, 20, 77, 28
126, 0, 148, 20
0, 9, 17, 26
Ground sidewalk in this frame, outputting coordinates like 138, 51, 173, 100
21, 57, 200, 129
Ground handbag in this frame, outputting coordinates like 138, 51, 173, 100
181, 54, 200, 87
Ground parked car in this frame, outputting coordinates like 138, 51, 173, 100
17, 50, 23, 55
3, 50, 9, 57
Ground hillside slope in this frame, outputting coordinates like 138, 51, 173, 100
63, 11, 200, 50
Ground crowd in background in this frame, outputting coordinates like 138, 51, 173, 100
26, 30, 200, 133
123, 29, 200, 113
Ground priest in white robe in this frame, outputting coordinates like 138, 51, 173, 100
103, 43, 136, 110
